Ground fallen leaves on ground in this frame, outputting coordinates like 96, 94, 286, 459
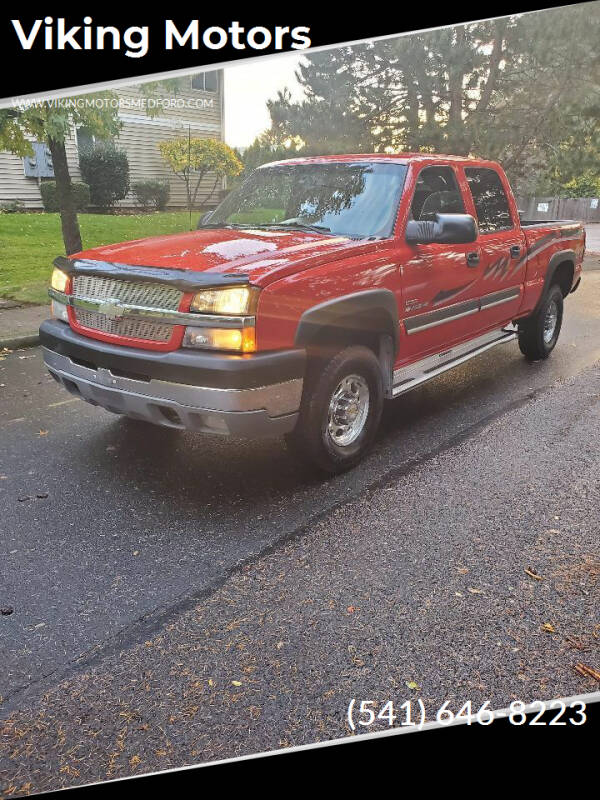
524, 567, 544, 581
565, 635, 586, 651
541, 623, 556, 633
574, 663, 600, 682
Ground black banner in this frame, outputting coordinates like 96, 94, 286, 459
36, 695, 600, 797
0, 3, 580, 100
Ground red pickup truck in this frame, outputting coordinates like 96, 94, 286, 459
41, 154, 585, 472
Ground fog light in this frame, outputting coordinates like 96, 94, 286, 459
51, 299, 69, 322
183, 326, 256, 352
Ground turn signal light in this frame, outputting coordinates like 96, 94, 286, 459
183, 326, 256, 353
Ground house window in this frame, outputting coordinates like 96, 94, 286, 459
191, 71, 218, 92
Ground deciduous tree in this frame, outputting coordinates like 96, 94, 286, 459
159, 137, 243, 212
0, 96, 121, 253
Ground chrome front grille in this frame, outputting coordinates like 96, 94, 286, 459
74, 309, 174, 342
73, 275, 182, 310
72, 275, 182, 342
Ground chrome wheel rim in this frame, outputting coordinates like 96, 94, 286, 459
327, 374, 370, 447
543, 299, 558, 344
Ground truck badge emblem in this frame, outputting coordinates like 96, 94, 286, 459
98, 300, 124, 320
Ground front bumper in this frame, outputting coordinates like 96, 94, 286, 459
40, 319, 304, 437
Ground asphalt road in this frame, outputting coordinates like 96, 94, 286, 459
1, 273, 600, 792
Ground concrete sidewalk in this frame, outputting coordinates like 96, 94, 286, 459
0, 302, 48, 350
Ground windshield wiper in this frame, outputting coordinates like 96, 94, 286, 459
197, 222, 253, 229
259, 222, 332, 234
198, 221, 335, 235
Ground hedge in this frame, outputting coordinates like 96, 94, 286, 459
40, 181, 90, 213
131, 180, 171, 211
79, 144, 130, 210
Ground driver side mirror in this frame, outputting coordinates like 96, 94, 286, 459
406, 213, 478, 245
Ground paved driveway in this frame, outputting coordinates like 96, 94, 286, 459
586, 223, 600, 253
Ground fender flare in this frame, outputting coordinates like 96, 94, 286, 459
294, 289, 400, 354
534, 249, 576, 311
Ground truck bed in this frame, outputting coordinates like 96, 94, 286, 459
519, 219, 582, 228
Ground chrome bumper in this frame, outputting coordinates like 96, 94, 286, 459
43, 348, 302, 437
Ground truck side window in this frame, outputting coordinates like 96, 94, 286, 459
410, 166, 465, 222
464, 167, 513, 234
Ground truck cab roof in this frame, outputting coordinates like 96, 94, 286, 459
260, 153, 503, 169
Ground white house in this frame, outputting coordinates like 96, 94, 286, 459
0, 70, 225, 209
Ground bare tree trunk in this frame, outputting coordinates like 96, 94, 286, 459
191, 170, 208, 207
479, 24, 506, 113
47, 136, 82, 255
447, 28, 468, 154
404, 81, 420, 150
197, 176, 220, 211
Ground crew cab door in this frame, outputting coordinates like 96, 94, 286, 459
462, 166, 526, 328
400, 164, 484, 362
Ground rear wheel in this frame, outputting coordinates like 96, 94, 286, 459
518, 284, 563, 361
285, 345, 384, 474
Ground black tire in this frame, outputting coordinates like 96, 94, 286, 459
518, 284, 564, 361
285, 345, 384, 474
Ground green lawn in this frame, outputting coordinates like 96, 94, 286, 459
0, 212, 194, 305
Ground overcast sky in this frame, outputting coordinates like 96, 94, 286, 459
223, 53, 306, 149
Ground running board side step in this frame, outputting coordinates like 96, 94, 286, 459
391, 328, 518, 397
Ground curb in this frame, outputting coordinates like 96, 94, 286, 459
0, 333, 40, 351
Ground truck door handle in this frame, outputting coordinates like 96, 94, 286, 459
466, 251, 480, 267
510, 245, 521, 258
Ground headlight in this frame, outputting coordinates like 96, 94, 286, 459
183, 326, 256, 353
51, 267, 69, 293
190, 286, 259, 315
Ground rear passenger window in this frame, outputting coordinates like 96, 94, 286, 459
410, 166, 465, 222
464, 168, 513, 234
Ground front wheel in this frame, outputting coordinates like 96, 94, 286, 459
285, 345, 384, 474
518, 284, 564, 361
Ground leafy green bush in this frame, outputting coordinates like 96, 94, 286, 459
0, 200, 25, 213
40, 181, 90, 212
79, 144, 130, 210
561, 172, 600, 198
131, 180, 171, 211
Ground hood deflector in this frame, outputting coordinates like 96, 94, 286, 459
54, 256, 250, 292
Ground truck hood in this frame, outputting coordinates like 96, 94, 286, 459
74, 227, 362, 287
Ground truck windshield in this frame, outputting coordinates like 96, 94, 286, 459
206, 162, 408, 239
